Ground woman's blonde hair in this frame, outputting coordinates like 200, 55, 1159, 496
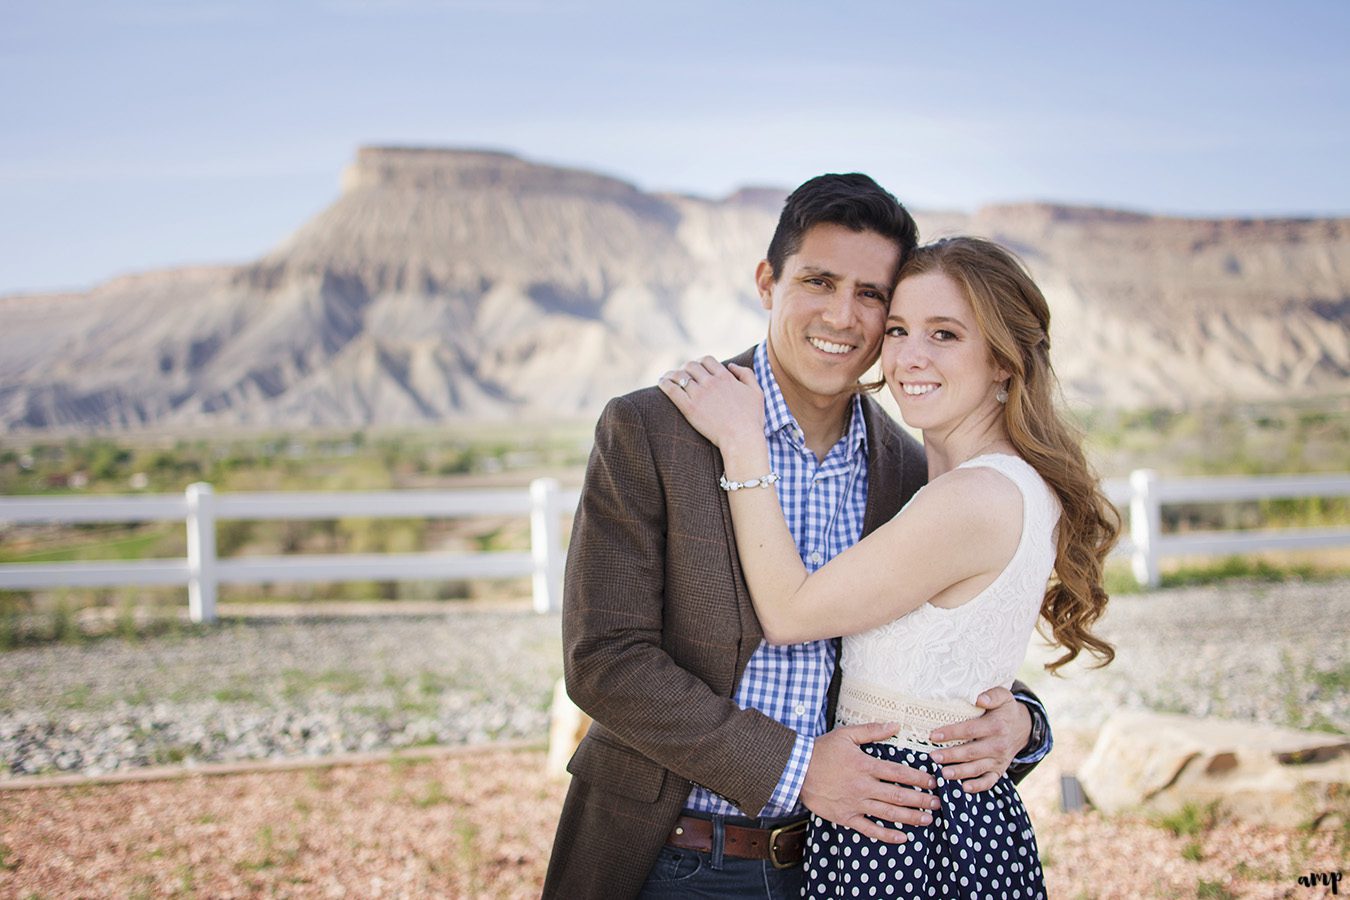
900, 237, 1120, 672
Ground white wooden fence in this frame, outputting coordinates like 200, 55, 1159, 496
0, 480, 580, 622
0, 471, 1346, 621
1101, 470, 1350, 588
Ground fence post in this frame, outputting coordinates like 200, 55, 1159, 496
1129, 469, 1161, 589
530, 478, 563, 614
186, 482, 218, 623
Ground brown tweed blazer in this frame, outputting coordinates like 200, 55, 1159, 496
542, 348, 1036, 899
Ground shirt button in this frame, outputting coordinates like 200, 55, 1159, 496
795, 703, 807, 716
809, 551, 823, 565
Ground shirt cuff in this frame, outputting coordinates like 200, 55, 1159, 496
1010, 691, 1053, 765
759, 731, 815, 816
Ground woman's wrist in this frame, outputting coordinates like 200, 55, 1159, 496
719, 442, 771, 480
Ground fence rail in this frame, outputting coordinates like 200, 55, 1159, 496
0, 471, 1346, 620
0, 480, 580, 622
1101, 470, 1350, 587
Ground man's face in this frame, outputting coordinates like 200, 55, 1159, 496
757, 222, 900, 412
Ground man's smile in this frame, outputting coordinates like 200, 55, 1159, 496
807, 337, 856, 355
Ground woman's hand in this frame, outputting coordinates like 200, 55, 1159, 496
658, 357, 765, 452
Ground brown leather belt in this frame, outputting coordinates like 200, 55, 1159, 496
665, 814, 809, 869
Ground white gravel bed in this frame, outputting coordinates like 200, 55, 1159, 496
1019, 577, 1349, 733
0, 608, 563, 778
1, 578, 1346, 781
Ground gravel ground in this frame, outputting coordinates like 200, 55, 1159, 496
0, 607, 563, 779
0, 579, 1347, 898
2, 578, 1345, 781
1018, 576, 1349, 734
0, 738, 1344, 898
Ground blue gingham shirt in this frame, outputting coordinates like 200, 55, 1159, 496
686, 341, 870, 818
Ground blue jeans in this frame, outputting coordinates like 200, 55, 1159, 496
636, 813, 805, 900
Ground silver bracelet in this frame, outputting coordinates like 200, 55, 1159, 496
719, 471, 780, 492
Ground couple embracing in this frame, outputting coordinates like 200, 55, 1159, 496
544, 174, 1118, 899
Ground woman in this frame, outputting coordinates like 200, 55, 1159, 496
659, 236, 1118, 898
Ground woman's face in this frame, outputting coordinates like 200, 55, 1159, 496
881, 270, 1008, 433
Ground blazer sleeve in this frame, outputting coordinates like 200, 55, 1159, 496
1006, 682, 1051, 784
562, 395, 797, 815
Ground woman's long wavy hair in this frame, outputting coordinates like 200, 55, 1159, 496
898, 237, 1120, 672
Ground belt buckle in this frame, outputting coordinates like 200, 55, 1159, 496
767, 819, 807, 869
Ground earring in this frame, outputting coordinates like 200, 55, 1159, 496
996, 386, 1009, 404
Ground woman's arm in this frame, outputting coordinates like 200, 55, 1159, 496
660, 358, 1019, 644
729, 463, 1015, 643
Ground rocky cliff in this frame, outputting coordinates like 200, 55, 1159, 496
1, 147, 1346, 431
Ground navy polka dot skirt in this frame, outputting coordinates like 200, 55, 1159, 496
803, 742, 1046, 899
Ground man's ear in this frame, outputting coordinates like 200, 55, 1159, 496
755, 259, 775, 310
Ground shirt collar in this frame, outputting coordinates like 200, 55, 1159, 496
753, 341, 869, 458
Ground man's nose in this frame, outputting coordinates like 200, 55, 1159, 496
820, 289, 858, 327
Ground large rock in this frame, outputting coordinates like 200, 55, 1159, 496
1078, 711, 1349, 828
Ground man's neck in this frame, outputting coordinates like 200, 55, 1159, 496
788, 396, 847, 461
776, 381, 854, 463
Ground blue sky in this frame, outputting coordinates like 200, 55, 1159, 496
3, 0, 1347, 294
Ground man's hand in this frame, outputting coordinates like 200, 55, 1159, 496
927, 687, 1031, 792
799, 722, 939, 845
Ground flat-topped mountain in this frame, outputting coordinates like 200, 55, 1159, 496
1, 147, 1346, 431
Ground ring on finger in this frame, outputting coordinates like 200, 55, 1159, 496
677, 375, 690, 389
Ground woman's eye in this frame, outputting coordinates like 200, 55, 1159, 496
933, 330, 957, 341
884, 326, 907, 337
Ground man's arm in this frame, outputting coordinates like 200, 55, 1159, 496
561, 395, 794, 814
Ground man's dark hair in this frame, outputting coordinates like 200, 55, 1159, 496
765, 173, 919, 280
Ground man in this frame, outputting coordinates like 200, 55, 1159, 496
543, 174, 1051, 899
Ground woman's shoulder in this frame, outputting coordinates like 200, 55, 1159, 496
906, 462, 1024, 533
953, 453, 1059, 521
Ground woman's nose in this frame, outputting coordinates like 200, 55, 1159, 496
894, 338, 926, 369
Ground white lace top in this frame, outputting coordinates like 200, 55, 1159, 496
841, 454, 1060, 705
